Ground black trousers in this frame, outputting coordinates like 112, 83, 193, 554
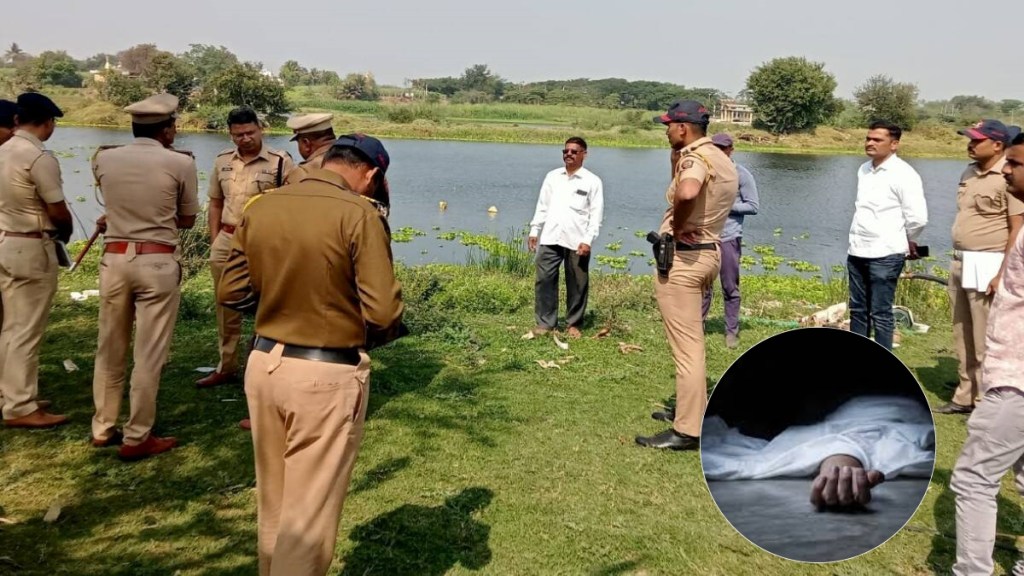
534, 244, 590, 330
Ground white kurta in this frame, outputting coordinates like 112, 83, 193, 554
702, 395, 935, 480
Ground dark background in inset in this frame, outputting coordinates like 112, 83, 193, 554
705, 327, 929, 440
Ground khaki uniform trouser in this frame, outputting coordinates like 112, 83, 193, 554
951, 387, 1024, 575
948, 260, 992, 407
246, 343, 370, 576
210, 230, 242, 374
91, 250, 181, 446
0, 236, 58, 420
655, 248, 720, 437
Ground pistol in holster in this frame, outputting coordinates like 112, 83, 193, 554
646, 231, 674, 278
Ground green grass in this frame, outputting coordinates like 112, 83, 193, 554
1, 247, 1021, 575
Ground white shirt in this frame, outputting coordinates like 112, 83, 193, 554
702, 395, 935, 481
848, 154, 928, 258
529, 166, 604, 250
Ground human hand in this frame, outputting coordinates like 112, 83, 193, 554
527, 236, 538, 253
674, 230, 699, 245
577, 243, 591, 257
907, 241, 920, 260
810, 454, 884, 510
987, 273, 1002, 296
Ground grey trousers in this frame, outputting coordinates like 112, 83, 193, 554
535, 244, 589, 330
951, 387, 1024, 576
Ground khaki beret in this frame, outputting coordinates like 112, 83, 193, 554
124, 93, 179, 124
287, 113, 334, 141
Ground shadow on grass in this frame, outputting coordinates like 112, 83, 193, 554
928, 467, 1024, 574
915, 355, 960, 405
340, 486, 493, 576
2, 294, 502, 574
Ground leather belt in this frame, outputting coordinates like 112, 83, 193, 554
220, 224, 237, 234
675, 242, 717, 251
104, 241, 176, 255
0, 230, 45, 238
254, 336, 360, 366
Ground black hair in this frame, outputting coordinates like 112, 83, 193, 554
869, 120, 902, 141
132, 118, 175, 139
0, 115, 13, 130
565, 136, 587, 151
324, 145, 386, 197
227, 106, 260, 127
1013, 133, 1024, 147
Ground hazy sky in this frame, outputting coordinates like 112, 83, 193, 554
4, 0, 1021, 101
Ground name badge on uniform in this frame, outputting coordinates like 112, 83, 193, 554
575, 189, 587, 196
221, 167, 233, 172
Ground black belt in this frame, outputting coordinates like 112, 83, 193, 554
254, 336, 360, 366
675, 242, 717, 251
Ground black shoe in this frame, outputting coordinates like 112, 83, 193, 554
651, 409, 674, 423
933, 402, 973, 415
635, 429, 699, 451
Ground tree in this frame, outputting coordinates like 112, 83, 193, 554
202, 63, 290, 116
1000, 99, 1024, 115
278, 60, 309, 88
97, 72, 148, 107
3, 43, 30, 67
117, 44, 163, 75
460, 64, 503, 99
13, 51, 82, 88
335, 73, 379, 101
141, 53, 197, 107
853, 74, 920, 130
181, 44, 238, 84
745, 57, 839, 134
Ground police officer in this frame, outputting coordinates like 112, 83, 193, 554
283, 112, 335, 185
218, 133, 403, 576
90, 93, 200, 460
0, 92, 72, 428
636, 100, 739, 451
935, 119, 1024, 415
198, 106, 294, 388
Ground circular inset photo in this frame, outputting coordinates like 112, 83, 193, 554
699, 327, 936, 563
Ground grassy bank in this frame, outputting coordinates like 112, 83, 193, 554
39, 86, 971, 159
2, 238, 1022, 575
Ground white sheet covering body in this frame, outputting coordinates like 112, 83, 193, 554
702, 395, 935, 480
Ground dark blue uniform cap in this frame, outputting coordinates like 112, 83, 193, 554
654, 99, 710, 125
958, 119, 1010, 144
16, 92, 64, 119
0, 99, 16, 126
332, 133, 390, 175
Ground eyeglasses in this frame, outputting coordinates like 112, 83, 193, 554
562, 149, 583, 155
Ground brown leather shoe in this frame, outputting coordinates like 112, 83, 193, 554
3, 409, 69, 428
91, 430, 124, 448
239, 418, 251, 431
196, 371, 237, 388
117, 435, 178, 462
36, 400, 52, 410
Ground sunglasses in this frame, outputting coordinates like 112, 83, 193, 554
562, 149, 583, 155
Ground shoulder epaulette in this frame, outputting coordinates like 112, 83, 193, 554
268, 149, 292, 160
216, 147, 235, 157
90, 144, 124, 185
170, 148, 194, 159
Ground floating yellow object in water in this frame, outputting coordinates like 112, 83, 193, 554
439, 201, 447, 211
487, 206, 498, 214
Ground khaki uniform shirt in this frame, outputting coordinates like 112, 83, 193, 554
283, 144, 331, 186
659, 137, 739, 244
952, 157, 1024, 252
0, 131, 65, 233
92, 138, 200, 245
208, 145, 294, 226
217, 169, 403, 349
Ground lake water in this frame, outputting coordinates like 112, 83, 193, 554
48, 126, 966, 275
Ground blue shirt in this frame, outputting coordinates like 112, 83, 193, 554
721, 162, 759, 241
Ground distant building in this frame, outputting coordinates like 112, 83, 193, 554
90, 57, 130, 83
714, 99, 754, 125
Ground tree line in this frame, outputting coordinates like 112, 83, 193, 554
2, 43, 1020, 135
